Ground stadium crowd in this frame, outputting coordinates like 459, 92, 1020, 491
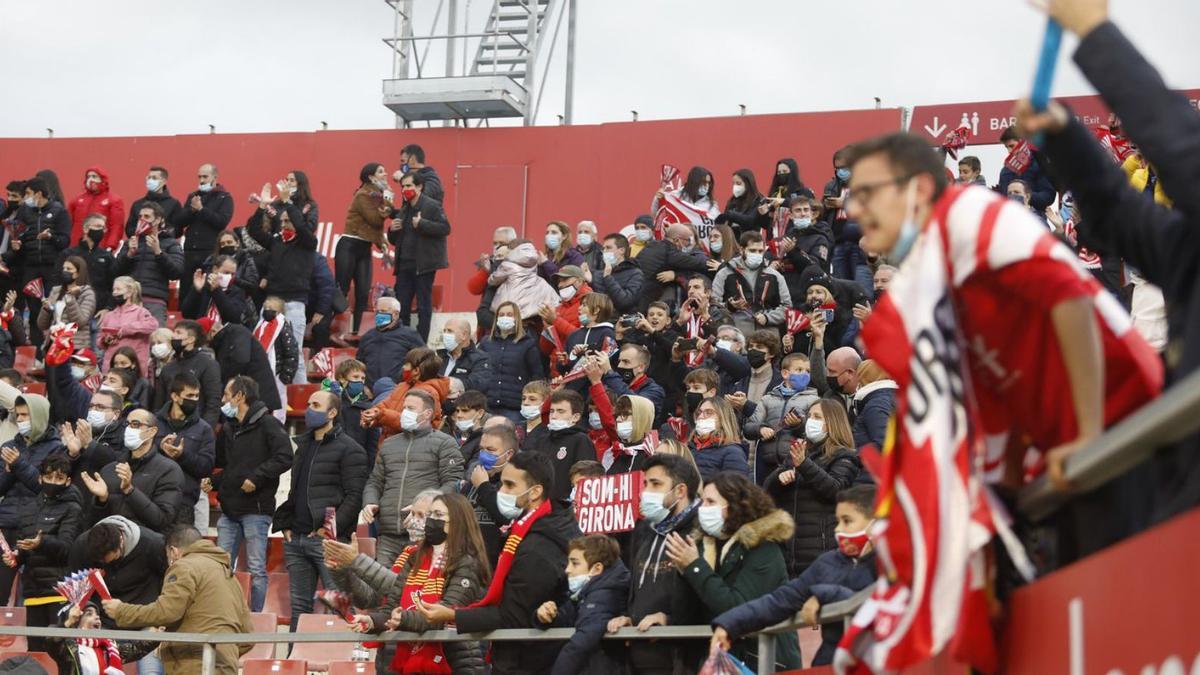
0, 2, 1196, 673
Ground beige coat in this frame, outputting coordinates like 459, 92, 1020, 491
109, 539, 253, 675
36, 284, 96, 351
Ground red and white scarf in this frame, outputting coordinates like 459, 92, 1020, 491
77, 636, 123, 675
470, 500, 550, 608
253, 317, 284, 370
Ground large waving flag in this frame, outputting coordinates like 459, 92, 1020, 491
653, 164, 720, 245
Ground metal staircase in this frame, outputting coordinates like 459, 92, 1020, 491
381, 0, 563, 126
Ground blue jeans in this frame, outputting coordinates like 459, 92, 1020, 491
283, 535, 337, 632
138, 651, 164, 675
284, 301, 308, 384
217, 514, 272, 611
831, 242, 874, 297
394, 269, 436, 342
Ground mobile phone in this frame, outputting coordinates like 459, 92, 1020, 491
677, 337, 699, 351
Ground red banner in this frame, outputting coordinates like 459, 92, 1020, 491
574, 471, 642, 534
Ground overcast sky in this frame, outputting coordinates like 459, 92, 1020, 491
3, 0, 1198, 137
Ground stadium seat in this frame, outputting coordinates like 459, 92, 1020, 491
242, 659, 306, 675
168, 282, 179, 312
0, 608, 26, 651
244, 612, 280, 661
13, 346, 35, 375
356, 537, 376, 559
121, 661, 137, 675
263, 572, 293, 626
0, 651, 57, 674
232, 538, 285, 574
286, 383, 321, 417
327, 661, 372, 675
288, 614, 360, 671
309, 347, 358, 381
236, 571, 251, 601
166, 312, 180, 328
19, 382, 45, 396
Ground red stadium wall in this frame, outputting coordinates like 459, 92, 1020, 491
0, 109, 901, 312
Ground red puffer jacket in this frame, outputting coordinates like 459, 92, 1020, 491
68, 165, 126, 250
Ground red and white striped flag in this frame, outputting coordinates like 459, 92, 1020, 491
82, 374, 102, 393
22, 277, 43, 299
1003, 139, 1034, 174
311, 348, 334, 379
653, 190, 719, 244
784, 308, 811, 335
660, 164, 682, 192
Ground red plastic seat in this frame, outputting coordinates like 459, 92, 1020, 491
13, 347, 35, 376
243, 612, 280, 661
0, 652, 57, 674
286, 383, 322, 418
262, 572, 293, 626
235, 571, 251, 601
121, 661, 138, 675
327, 661, 373, 675
288, 614, 361, 671
19, 382, 46, 396
242, 659, 307, 675
0, 608, 26, 651
165, 312, 181, 328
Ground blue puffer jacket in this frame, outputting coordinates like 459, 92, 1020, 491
689, 440, 750, 481
0, 394, 66, 530
476, 333, 544, 411
713, 549, 877, 667
542, 559, 630, 675
852, 381, 897, 451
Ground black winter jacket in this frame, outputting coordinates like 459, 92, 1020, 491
174, 186, 234, 253
58, 238, 117, 309
155, 349, 224, 429
248, 203, 316, 302
272, 426, 368, 542
69, 516, 168, 624
456, 505, 581, 674
852, 383, 897, 451
356, 324, 425, 387
15, 485, 83, 596
0, 426, 65, 530
437, 345, 488, 390
476, 334, 544, 411
391, 193, 450, 274
635, 239, 711, 313
339, 390, 380, 470
153, 403, 216, 507
91, 445, 185, 532
764, 445, 861, 576
215, 401, 294, 517
126, 188, 182, 237
543, 560, 630, 675
7, 201, 72, 269
112, 230, 184, 302
180, 282, 255, 328
591, 260, 645, 315
527, 424, 595, 505
210, 324, 283, 412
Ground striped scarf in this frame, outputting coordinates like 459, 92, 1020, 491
77, 637, 122, 675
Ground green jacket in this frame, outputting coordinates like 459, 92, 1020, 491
680, 509, 803, 670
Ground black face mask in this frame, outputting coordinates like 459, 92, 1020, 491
172, 338, 189, 356
826, 376, 842, 394
616, 366, 636, 384
41, 483, 69, 498
442, 398, 457, 417
86, 229, 105, 245
873, 289, 884, 303
219, 246, 238, 256
685, 392, 704, 411
747, 349, 768, 369
112, 294, 127, 306
424, 517, 448, 546
178, 398, 198, 417
262, 310, 278, 322
61, 272, 75, 284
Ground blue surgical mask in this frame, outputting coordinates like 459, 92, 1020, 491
547, 419, 572, 432
635, 228, 653, 242
889, 179, 920, 265
496, 317, 516, 333
70, 365, 87, 381
477, 450, 501, 471
198, 182, 214, 193
577, 233, 593, 247
639, 490, 672, 524
588, 412, 602, 429
345, 381, 365, 399
221, 401, 238, 418
304, 409, 329, 431
602, 251, 617, 267
1060, 206, 1074, 224
375, 313, 394, 329
793, 217, 812, 229
788, 372, 811, 391
709, 239, 723, 253
146, 178, 161, 192
744, 253, 764, 269
568, 574, 591, 596
836, 168, 851, 182
545, 233, 562, 250
579, 314, 591, 326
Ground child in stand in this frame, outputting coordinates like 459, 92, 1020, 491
708, 484, 879, 667
535, 534, 630, 675
518, 380, 551, 449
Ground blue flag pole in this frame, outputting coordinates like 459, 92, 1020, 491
1030, 18, 1064, 144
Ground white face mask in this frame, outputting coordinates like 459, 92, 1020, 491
16, 420, 31, 437
602, 251, 618, 267
70, 365, 88, 381
744, 253, 764, 269
731, 184, 745, 198
545, 233, 562, 251
715, 339, 734, 352
616, 420, 635, 441
151, 342, 172, 360
709, 239, 723, 254
441, 332, 459, 352
455, 418, 476, 432
698, 504, 726, 537
577, 233, 593, 247
496, 317, 516, 333
638, 490, 672, 523
805, 418, 827, 444
568, 573, 591, 596
146, 178, 162, 192
198, 182, 213, 193
588, 412, 603, 430
216, 273, 233, 289
520, 405, 541, 420
496, 487, 533, 520
558, 285, 577, 301
123, 427, 146, 450
694, 418, 717, 437
87, 409, 111, 429
635, 228, 653, 242
547, 418, 572, 432
400, 408, 423, 431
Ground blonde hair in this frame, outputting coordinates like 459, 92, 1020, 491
816, 399, 856, 457
655, 438, 703, 485
491, 301, 525, 341
692, 396, 742, 445
113, 276, 143, 305
856, 359, 890, 386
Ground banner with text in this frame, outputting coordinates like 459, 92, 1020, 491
575, 471, 643, 534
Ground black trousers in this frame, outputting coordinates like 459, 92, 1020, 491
334, 238, 373, 333
394, 269, 436, 342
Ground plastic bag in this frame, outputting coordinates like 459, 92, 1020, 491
699, 649, 755, 675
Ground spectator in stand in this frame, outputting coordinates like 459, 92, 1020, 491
284, 170, 320, 233
710, 485, 879, 667
181, 256, 254, 328
332, 358, 379, 461
115, 203, 184, 326
707, 222, 741, 269
60, 389, 123, 489
822, 345, 861, 402
438, 316, 487, 385
5, 454, 82, 650
957, 156, 987, 187
365, 346, 451, 437
252, 296, 300, 413
689, 396, 751, 481
448, 390, 487, 460
670, 325, 751, 398
356, 295, 424, 387
564, 292, 616, 368
802, 270, 868, 354
34, 170, 65, 205
713, 231, 792, 335
608, 454, 705, 672
538, 220, 584, 282
80, 407, 184, 533
273, 390, 368, 631
766, 158, 816, 204
0, 370, 22, 446
156, 320, 223, 430
247, 193, 316, 374
152, 372, 214, 528
588, 233, 644, 316
872, 264, 896, 301
780, 196, 834, 268
739, 331, 784, 445
823, 148, 872, 295
525, 389, 595, 505
396, 144, 444, 203
391, 170, 451, 342
46, 348, 99, 425
717, 168, 771, 239
214, 375, 293, 612
98, 276, 159, 374
45, 602, 160, 675
214, 231, 262, 305
1006, 178, 1037, 214
68, 167, 125, 249
58, 214, 116, 312
126, 166, 182, 238
417, 450, 579, 675
147, 327, 173, 389
0, 394, 65, 603
540, 265, 593, 357
852, 360, 897, 452
207, 317, 284, 415
478, 301, 543, 422
664, 472, 802, 670
340, 162, 392, 333
746, 352, 819, 480
605, 393, 657, 475
361, 389, 465, 565
997, 126, 1058, 212
636, 223, 720, 313
602, 343, 666, 424
488, 239, 561, 322
306, 251, 339, 353
8, 177, 72, 349
464, 423, 519, 563
107, 348, 152, 409
467, 226, 517, 334
37, 255, 96, 351
653, 166, 720, 243
628, 214, 655, 258
764, 399, 862, 576
574, 220, 604, 273
174, 163, 234, 283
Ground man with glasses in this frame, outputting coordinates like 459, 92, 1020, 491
80, 408, 184, 534
59, 386, 125, 490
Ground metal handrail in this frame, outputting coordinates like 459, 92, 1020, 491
1018, 367, 1200, 521
0, 589, 869, 674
